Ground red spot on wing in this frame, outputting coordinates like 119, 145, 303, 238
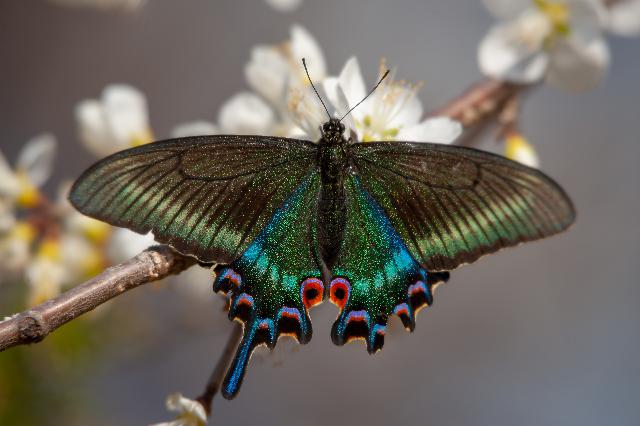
330, 278, 351, 310
301, 278, 324, 309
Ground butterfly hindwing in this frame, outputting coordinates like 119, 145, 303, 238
69, 135, 317, 264
329, 174, 449, 353
351, 142, 575, 271
213, 171, 323, 399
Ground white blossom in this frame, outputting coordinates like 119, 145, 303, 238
0, 222, 36, 277
0, 134, 56, 210
603, 0, 640, 36
151, 393, 207, 426
25, 239, 66, 307
245, 25, 326, 107
241, 25, 327, 138
321, 57, 462, 143
218, 92, 276, 135
479, 0, 610, 91
172, 121, 219, 138
76, 84, 153, 157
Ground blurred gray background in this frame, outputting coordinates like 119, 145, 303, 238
1, 0, 639, 425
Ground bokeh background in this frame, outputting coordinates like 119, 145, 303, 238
1, 0, 639, 425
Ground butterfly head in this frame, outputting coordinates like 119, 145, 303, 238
321, 118, 346, 145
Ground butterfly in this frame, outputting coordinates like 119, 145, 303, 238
69, 64, 575, 399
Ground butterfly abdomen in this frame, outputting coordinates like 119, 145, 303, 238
317, 144, 349, 271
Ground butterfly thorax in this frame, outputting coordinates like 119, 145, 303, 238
317, 119, 350, 272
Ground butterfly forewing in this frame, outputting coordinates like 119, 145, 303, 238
350, 142, 575, 271
69, 135, 317, 264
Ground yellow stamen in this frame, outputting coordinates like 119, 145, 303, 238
38, 239, 61, 261
81, 217, 111, 244
534, 0, 570, 36
382, 128, 399, 138
505, 133, 539, 167
11, 221, 37, 243
130, 128, 154, 147
15, 171, 41, 208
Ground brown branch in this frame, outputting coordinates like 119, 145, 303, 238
196, 321, 243, 416
428, 78, 535, 148
0, 245, 195, 352
429, 79, 524, 128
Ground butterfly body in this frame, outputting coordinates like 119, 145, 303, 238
69, 118, 574, 399
317, 118, 350, 271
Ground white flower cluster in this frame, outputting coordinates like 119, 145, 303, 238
174, 25, 461, 145
0, 136, 117, 306
477, 0, 640, 166
479, 0, 640, 91
0, 87, 157, 307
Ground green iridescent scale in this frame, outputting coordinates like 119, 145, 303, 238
350, 142, 575, 271
69, 136, 317, 264
213, 172, 323, 398
329, 175, 447, 353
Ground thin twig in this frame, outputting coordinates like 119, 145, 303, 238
0, 245, 195, 352
196, 322, 243, 416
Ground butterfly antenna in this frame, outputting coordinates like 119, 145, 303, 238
302, 58, 332, 121
340, 69, 390, 122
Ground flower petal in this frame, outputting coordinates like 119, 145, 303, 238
291, 25, 326, 79
546, 36, 610, 91
336, 57, 367, 111
0, 202, 16, 234
478, 20, 549, 83
218, 92, 275, 135
566, 0, 606, 44
76, 84, 151, 157
397, 117, 462, 144
102, 84, 150, 146
605, 0, 640, 36
149, 393, 207, 426
483, 0, 531, 20
17, 133, 56, 188
171, 121, 219, 138
245, 46, 290, 106
0, 150, 20, 198
287, 87, 326, 140
387, 88, 423, 129
75, 99, 112, 157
